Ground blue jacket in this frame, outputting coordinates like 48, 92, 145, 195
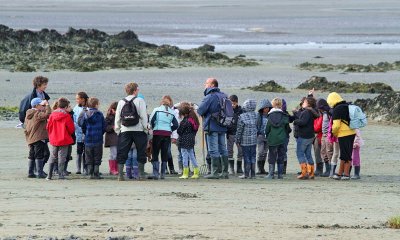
73, 105, 86, 143
197, 87, 227, 132
19, 88, 50, 123
150, 105, 179, 136
78, 108, 106, 147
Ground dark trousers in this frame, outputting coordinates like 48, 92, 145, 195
152, 135, 171, 162
29, 141, 49, 160
117, 131, 148, 164
268, 144, 286, 165
85, 145, 103, 166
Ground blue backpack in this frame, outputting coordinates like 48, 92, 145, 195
348, 104, 367, 129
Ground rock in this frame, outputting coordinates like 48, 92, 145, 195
136, 226, 144, 232
298, 61, 400, 72
0, 25, 258, 72
354, 92, 400, 124
107, 227, 114, 232
297, 76, 394, 93
246, 80, 289, 93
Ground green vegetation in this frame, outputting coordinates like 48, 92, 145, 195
298, 61, 400, 72
245, 80, 289, 93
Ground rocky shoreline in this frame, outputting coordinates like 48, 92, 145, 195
298, 61, 400, 72
355, 92, 400, 124
0, 25, 258, 72
297, 76, 394, 94
0, 107, 18, 121
244, 80, 289, 93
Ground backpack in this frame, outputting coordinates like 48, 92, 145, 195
348, 104, 367, 129
120, 97, 140, 127
211, 93, 234, 128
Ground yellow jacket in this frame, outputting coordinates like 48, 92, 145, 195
327, 92, 356, 138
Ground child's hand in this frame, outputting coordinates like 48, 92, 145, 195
308, 88, 315, 96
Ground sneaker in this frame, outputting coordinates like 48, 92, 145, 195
341, 175, 350, 181
332, 174, 341, 180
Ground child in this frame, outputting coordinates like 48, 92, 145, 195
317, 98, 333, 177
73, 92, 89, 174
227, 95, 243, 174
24, 98, 51, 178
46, 97, 75, 180
293, 97, 319, 180
78, 97, 106, 179
105, 102, 119, 175
149, 95, 179, 179
256, 99, 272, 175
177, 102, 200, 179
125, 143, 139, 179
351, 129, 363, 179
236, 99, 257, 179
265, 98, 291, 179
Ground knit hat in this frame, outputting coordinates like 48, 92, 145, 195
31, 98, 42, 107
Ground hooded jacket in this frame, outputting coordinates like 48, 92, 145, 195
78, 108, 106, 147
177, 116, 199, 149
150, 105, 179, 136
47, 108, 75, 146
227, 105, 243, 135
256, 99, 272, 136
327, 92, 356, 138
197, 87, 228, 132
293, 107, 319, 139
19, 88, 50, 123
235, 99, 257, 146
265, 108, 291, 146
24, 105, 51, 145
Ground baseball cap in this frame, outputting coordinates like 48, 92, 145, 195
31, 98, 43, 107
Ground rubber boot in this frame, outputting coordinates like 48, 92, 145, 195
35, 159, 46, 178
132, 166, 139, 180
118, 164, 125, 181
89, 164, 95, 179
180, 167, 189, 179
108, 160, 115, 175
341, 161, 351, 180
228, 159, 235, 175
239, 162, 250, 179
236, 161, 243, 174
46, 163, 55, 180
257, 160, 267, 175
160, 162, 167, 179
307, 164, 315, 179
93, 165, 103, 179
220, 156, 229, 179
283, 161, 287, 175
297, 163, 308, 180
126, 166, 133, 179
351, 166, 361, 180
277, 164, 284, 179
191, 167, 200, 179
138, 162, 146, 180
76, 154, 82, 174
314, 162, 323, 176
28, 159, 36, 178
58, 162, 66, 180
265, 164, 275, 179
333, 160, 345, 180
329, 164, 337, 178
321, 162, 331, 177
250, 163, 256, 179
204, 157, 221, 179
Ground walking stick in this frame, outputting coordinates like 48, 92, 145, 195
199, 117, 208, 175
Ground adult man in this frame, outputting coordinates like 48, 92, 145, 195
197, 78, 229, 179
115, 82, 148, 181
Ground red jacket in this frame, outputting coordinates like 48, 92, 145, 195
314, 114, 323, 144
47, 109, 75, 146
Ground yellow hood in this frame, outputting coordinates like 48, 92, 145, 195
327, 92, 344, 108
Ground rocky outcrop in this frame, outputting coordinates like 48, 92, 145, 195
354, 92, 400, 124
297, 76, 394, 94
0, 25, 258, 72
0, 107, 18, 121
298, 61, 400, 72
245, 80, 289, 93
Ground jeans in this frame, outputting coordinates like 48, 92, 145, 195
296, 137, 314, 165
125, 148, 138, 168
268, 144, 285, 165
257, 135, 268, 162
227, 134, 243, 161
242, 145, 256, 165
117, 131, 148, 164
206, 131, 228, 158
181, 148, 198, 167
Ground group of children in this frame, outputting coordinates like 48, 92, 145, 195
22, 76, 363, 181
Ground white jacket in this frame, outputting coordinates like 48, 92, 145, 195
114, 95, 148, 134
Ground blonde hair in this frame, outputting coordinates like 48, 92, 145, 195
271, 97, 282, 109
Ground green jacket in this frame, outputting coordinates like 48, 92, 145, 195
265, 109, 291, 146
